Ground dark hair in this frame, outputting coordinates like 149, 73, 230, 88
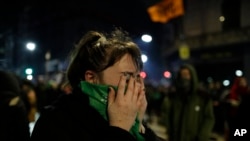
0, 70, 21, 94
66, 28, 143, 87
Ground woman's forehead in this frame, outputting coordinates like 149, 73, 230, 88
114, 54, 137, 71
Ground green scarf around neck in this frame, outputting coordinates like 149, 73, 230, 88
79, 81, 145, 141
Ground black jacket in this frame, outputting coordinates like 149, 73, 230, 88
0, 70, 30, 141
31, 88, 163, 141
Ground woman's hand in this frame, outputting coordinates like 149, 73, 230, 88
138, 77, 147, 133
107, 74, 144, 131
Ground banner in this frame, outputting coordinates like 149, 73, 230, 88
147, 0, 184, 23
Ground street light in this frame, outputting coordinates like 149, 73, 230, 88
141, 34, 152, 43
141, 54, 148, 63
23, 42, 36, 80
25, 68, 33, 75
25, 67, 33, 80
26, 42, 36, 51
235, 70, 243, 76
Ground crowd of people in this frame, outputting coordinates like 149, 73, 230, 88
145, 66, 250, 141
1, 28, 250, 141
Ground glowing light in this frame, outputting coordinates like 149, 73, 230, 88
219, 16, 225, 22
26, 42, 36, 51
141, 34, 152, 43
27, 75, 33, 80
25, 68, 33, 75
235, 70, 243, 76
140, 71, 147, 78
223, 80, 230, 86
141, 54, 148, 63
163, 71, 171, 78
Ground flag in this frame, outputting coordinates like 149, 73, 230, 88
147, 0, 184, 23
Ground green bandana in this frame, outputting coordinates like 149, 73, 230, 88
79, 81, 145, 141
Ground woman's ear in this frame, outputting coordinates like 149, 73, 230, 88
84, 70, 97, 83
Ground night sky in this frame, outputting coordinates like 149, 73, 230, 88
0, 0, 166, 80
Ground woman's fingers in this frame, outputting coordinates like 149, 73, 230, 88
107, 87, 115, 106
124, 75, 135, 100
137, 76, 147, 123
116, 75, 126, 101
132, 82, 141, 102
108, 74, 139, 131
107, 73, 147, 131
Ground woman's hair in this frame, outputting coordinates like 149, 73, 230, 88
66, 28, 143, 87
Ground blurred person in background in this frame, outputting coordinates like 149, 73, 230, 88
30, 28, 164, 141
160, 64, 214, 141
56, 74, 72, 95
208, 81, 227, 141
20, 79, 40, 135
34, 74, 64, 112
234, 77, 250, 141
0, 70, 30, 141
226, 76, 250, 141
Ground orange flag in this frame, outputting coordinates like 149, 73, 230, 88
147, 0, 184, 23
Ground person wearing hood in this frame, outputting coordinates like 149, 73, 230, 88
160, 64, 214, 141
0, 70, 31, 141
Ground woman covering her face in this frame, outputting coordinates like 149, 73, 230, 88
30, 28, 164, 141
